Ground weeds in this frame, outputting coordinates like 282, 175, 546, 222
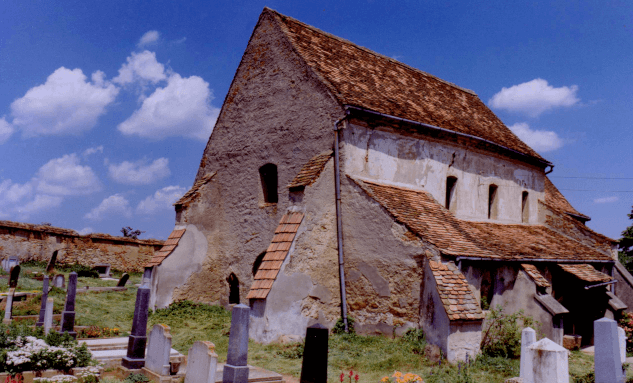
480, 305, 538, 358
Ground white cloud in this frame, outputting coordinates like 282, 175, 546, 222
138, 31, 160, 47
113, 51, 167, 85
594, 196, 619, 204
489, 78, 580, 117
108, 157, 170, 185
36, 154, 101, 195
508, 122, 563, 153
0, 179, 61, 219
85, 194, 132, 220
10, 67, 119, 136
78, 227, 94, 235
118, 73, 219, 140
83, 145, 104, 157
17, 195, 63, 216
0, 117, 15, 144
136, 185, 187, 215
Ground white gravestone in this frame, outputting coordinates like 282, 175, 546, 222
520, 327, 536, 383
44, 297, 54, 335
618, 326, 627, 364
594, 318, 625, 383
3, 288, 15, 324
185, 341, 218, 383
145, 324, 172, 376
526, 338, 569, 383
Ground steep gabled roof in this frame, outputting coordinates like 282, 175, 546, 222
429, 261, 485, 321
544, 177, 589, 221
287, 150, 332, 189
266, 8, 546, 163
146, 229, 186, 267
174, 172, 216, 207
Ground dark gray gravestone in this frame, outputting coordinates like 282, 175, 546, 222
36, 276, 50, 327
122, 285, 151, 369
117, 273, 130, 287
59, 272, 77, 338
300, 323, 329, 383
222, 304, 250, 383
9, 265, 20, 288
46, 250, 58, 273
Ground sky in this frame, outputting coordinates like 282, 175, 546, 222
0, 0, 631, 241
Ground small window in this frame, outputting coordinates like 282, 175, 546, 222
488, 185, 498, 219
445, 176, 457, 211
259, 164, 278, 203
252, 251, 266, 276
521, 191, 529, 223
228, 273, 240, 304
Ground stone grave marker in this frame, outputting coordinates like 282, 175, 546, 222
594, 317, 625, 383
9, 265, 20, 288
36, 275, 50, 327
519, 327, 536, 383
300, 323, 328, 383
145, 324, 172, 376
122, 284, 151, 369
117, 273, 130, 287
185, 341, 218, 383
2, 287, 15, 324
53, 274, 65, 288
223, 304, 250, 383
93, 264, 111, 278
2, 256, 19, 273
46, 250, 59, 273
143, 267, 152, 285
618, 326, 626, 364
59, 272, 77, 338
44, 297, 54, 335
526, 338, 569, 383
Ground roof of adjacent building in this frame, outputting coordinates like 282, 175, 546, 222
146, 228, 186, 267
521, 264, 551, 288
352, 177, 613, 262
287, 151, 332, 189
559, 263, 612, 283
428, 260, 485, 321
174, 172, 216, 207
266, 8, 546, 164
246, 211, 304, 299
535, 294, 569, 316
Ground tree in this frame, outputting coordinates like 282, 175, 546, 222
619, 206, 633, 272
121, 226, 145, 239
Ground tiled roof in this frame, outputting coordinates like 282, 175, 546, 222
559, 263, 612, 283
267, 8, 545, 163
146, 229, 186, 267
544, 177, 589, 220
287, 151, 332, 189
429, 261, 484, 321
174, 172, 216, 206
351, 177, 613, 262
246, 212, 304, 299
521, 264, 551, 288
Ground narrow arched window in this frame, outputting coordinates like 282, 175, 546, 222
445, 176, 457, 211
259, 164, 278, 203
228, 273, 240, 304
488, 184, 498, 219
521, 191, 529, 223
252, 251, 266, 276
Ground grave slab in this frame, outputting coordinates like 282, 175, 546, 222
519, 327, 536, 383
186, 341, 218, 383
223, 304, 250, 383
300, 323, 328, 383
526, 338, 569, 383
37, 275, 50, 327
146, 324, 172, 376
594, 317, 624, 383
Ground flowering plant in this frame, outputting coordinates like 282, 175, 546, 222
381, 371, 423, 383
619, 311, 633, 353
77, 326, 120, 339
339, 369, 359, 383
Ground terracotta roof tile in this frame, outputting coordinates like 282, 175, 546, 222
174, 172, 216, 206
351, 177, 612, 262
559, 263, 612, 283
145, 228, 186, 267
429, 261, 484, 321
544, 177, 588, 220
267, 8, 545, 163
521, 264, 551, 288
288, 151, 333, 189
246, 212, 304, 300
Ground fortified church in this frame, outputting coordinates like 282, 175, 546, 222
145, 8, 633, 362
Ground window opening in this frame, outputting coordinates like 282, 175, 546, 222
259, 164, 278, 203
521, 191, 529, 223
488, 184, 498, 219
445, 176, 457, 211
480, 269, 494, 310
252, 251, 266, 276
228, 273, 240, 304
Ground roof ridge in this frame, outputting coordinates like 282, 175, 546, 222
264, 7, 477, 96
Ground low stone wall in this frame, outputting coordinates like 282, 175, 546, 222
0, 220, 163, 273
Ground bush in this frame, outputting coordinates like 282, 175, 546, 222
480, 305, 538, 359
619, 311, 633, 353
124, 373, 150, 383
332, 316, 355, 334
400, 328, 426, 355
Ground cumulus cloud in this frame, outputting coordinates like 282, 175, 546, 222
108, 158, 170, 185
136, 185, 187, 215
18, 195, 63, 216
78, 227, 94, 235
594, 196, 619, 204
508, 123, 563, 153
138, 30, 160, 47
0, 179, 59, 220
36, 154, 102, 195
10, 67, 119, 136
85, 194, 132, 220
118, 73, 219, 140
83, 145, 104, 157
0, 117, 15, 144
113, 51, 167, 85
489, 78, 579, 117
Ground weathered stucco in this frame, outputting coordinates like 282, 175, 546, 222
447, 321, 482, 363
420, 259, 450, 353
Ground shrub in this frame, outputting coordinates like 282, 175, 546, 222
400, 328, 426, 355
123, 373, 150, 383
619, 311, 633, 353
332, 316, 355, 334
480, 305, 537, 359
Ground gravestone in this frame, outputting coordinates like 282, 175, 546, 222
93, 264, 111, 278
36, 276, 50, 327
122, 285, 151, 369
185, 341, 218, 383
145, 324, 172, 376
526, 338, 568, 383
117, 273, 130, 287
44, 297, 54, 335
618, 327, 626, 364
59, 272, 77, 338
143, 267, 152, 285
594, 317, 625, 383
300, 323, 328, 383
519, 327, 536, 382
2, 256, 19, 273
2, 288, 15, 324
223, 304, 250, 383
46, 250, 59, 273
53, 274, 65, 288
9, 265, 20, 288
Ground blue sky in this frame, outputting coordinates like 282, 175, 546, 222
0, 0, 631, 240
